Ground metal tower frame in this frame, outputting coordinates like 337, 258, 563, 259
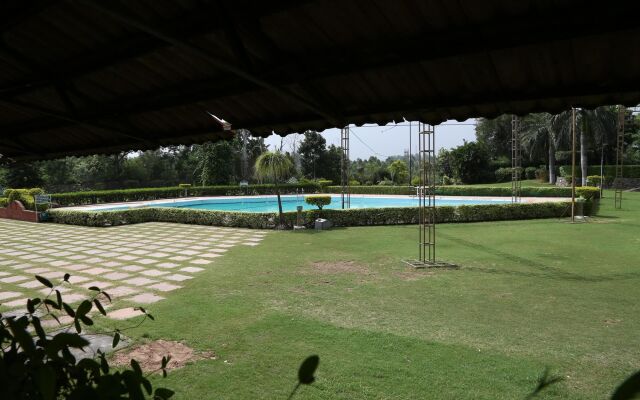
403, 123, 455, 269
614, 106, 625, 209
511, 115, 522, 203
341, 126, 350, 209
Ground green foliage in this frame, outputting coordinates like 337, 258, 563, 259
0, 197, 7, 207
316, 179, 333, 187
2, 188, 45, 210
387, 160, 409, 184
304, 195, 331, 210
494, 168, 513, 183
559, 165, 640, 180
254, 151, 293, 184
0, 277, 173, 399
324, 185, 573, 197
50, 201, 580, 229
178, 183, 192, 188
4, 163, 43, 188
525, 166, 537, 179
194, 141, 235, 186
377, 179, 394, 186
411, 176, 421, 186
586, 175, 602, 186
575, 186, 600, 200
50, 183, 320, 206
445, 141, 492, 184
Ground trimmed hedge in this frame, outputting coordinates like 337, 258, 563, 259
3, 188, 45, 210
49, 201, 580, 229
50, 183, 320, 206
559, 165, 640, 180
324, 185, 574, 197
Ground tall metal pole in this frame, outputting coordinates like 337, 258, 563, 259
571, 108, 576, 223
341, 126, 350, 209
614, 106, 625, 209
409, 121, 412, 186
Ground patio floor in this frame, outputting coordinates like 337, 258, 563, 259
0, 219, 266, 322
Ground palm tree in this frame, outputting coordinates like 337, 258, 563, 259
254, 151, 293, 228
551, 107, 616, 185
520, 113, 556, 184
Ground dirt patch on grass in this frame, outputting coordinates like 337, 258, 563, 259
112, 340, 216, 372
307, 261, 371, 275
394, 269, 435, 281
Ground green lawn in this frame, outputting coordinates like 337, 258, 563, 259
104, 191, 639, 399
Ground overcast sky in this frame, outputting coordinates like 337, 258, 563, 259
264, 119, 477, 160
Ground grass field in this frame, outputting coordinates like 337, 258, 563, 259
89, 191, 639, 399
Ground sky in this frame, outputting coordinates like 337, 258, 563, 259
264, 119, 477, 160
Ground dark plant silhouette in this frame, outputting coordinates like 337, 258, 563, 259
287, 355, 320, 399
0, 274, 173, 399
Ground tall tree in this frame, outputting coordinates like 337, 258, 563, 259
475, 115, 513, 160
4, 162, 43, 188
254, 151, 293, 228
520, 113, 556, 183
193, 141, 234, 186
387, 160, 409, 184
298, 131, 326, 179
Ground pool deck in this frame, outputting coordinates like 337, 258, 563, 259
60, 194, 570, 212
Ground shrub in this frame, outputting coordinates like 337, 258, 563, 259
178, 183, 192, 188
50, 183, 321, 206
0, 197, 7, 207
0, 275, 173, 399
442, 176, 453, 185
49, 201, 580, 229
494, 168, 511, 183
575, 186, 600, 200
586, 175, 602, 186
525, 166, 537, 180
378, 179, 394, 186
323, 185, 573, 197
411, 176, 421, 186
349, 179, 361, 186
535, 168, 547, 182
316, 179, 333, 187
3, 188, 45, 210
305, 195, 331, 210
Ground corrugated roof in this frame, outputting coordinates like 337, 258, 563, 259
1, 0, 640, 160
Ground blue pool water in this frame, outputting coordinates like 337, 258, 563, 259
104, 195, 510, 213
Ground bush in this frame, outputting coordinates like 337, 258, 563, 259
50, 183, 321, 206
442, 176, 453, 185
575, 186, 600, 200
0, 275, 173, 399
3, 188, 45, 210
411, 176, 421, 186
586, 175, 602, 186
494, 168, 512, 183
525, 167, 537, 180
377, 179, 394, 186
535, 168, 547, 182
349, 179, 361, 186
50, 201, 580, 229
316, 179, 333, 187
323, 185, 573, 197
305, 195, 332, 210
0, 197, 7, 208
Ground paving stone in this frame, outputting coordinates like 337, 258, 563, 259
178, 250, 200, 256
180, 266, 204, 273
126, 277, 158, 286
67, 254, 89, 260
121, 265, 145, 272
108, 307, 145, 320
2, 298, 27, 308
104, 286, 137, 298
102, 261, 123, 268
103, 272, 131, 280
25, 267, 51, 274
56, 293, 87, 303
84, 257, 105, 264
19, 280, 45, 289
157, 262, 179, 269
63, 264, 91, 271
148, 282, 182, 292
81, 281, 112, 290
200, 253, 223, 258
127, 293, 164, 304
83, 267, 111, 275
164, 274, 193, 282
0, 275, 29, 283
169, 255, 191, 261
136, 258, 157, 265
0, 291, 22, 300
117, 255, 139, 261
39, 271, 67, 279
149, 252, 170, 258
242, 242, 260, 246
130, 250, 151, 255
10, 263, 35, 269
69, 274, 90, 285
140, 269, 169, 277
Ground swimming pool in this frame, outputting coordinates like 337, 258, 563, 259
95, 195, 512, 213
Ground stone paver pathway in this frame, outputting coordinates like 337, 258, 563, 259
0, 220, 266, 321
